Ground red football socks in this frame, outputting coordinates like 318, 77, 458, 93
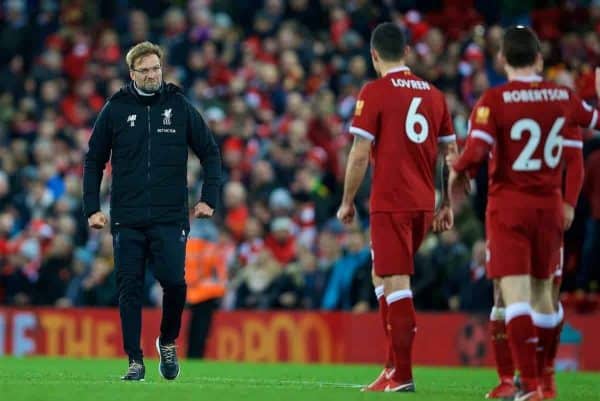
375, 286, 394, 368
506, 303, 539, 393
545, 303, 564, 374
532, 311, 556, 378
490, 307, 515, 381
387, 290, 416, 383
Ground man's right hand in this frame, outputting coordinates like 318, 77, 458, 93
563, 202, 575, 231
88, 212, 108, 229
336, 202, 356, 225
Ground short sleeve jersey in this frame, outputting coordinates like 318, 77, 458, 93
349, 66, 455, 213
457, 76, 594, 209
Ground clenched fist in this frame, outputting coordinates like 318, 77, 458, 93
193, 202, 214, 218
336, 202, 356, 225
88, 211, 108, 229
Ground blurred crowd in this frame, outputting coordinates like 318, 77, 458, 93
0, 0, 599, 313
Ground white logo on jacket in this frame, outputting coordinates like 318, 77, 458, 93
162, 108, 173, 125
127, 114, 137, 127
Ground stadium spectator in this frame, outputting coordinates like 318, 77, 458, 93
0, 2, 598, 323
445, 239, 493, 313
320, 229, 370, 310
234, 249, 286, 309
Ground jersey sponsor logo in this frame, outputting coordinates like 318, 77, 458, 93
127, 114, 137, 127
157, 128, 176, 134
162, 108, 173, 125
475, 106, 490, 124
390, 78, 431, 90
502, 88, 569, 103
355, 100, 364, 116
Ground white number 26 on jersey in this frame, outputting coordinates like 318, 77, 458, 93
406, 97, 429, 143
511, 117, 564, 171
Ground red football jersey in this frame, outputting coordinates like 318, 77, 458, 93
454, 76, 597, 209
349, 66, 455, 212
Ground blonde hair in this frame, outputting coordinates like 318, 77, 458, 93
125, 41, 164, 69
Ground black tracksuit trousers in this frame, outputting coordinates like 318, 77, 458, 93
112, 223, 187, 362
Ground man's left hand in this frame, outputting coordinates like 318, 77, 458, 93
563, 202, 575, 231
432, 205, 454, 232
193, 202, 214, 218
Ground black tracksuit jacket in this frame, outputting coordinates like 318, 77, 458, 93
82, 82, 222, 229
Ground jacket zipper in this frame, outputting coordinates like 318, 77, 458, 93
147, 105, 151, 220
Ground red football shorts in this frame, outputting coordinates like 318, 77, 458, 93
486, 207, 563, 280
370, 211, 434, 276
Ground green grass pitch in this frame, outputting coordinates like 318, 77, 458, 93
0, 357, 598, 401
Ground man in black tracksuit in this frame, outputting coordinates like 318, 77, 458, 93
82, 42, 221, 381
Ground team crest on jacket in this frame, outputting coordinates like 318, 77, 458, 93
162, 108, 173, 125
127, 114, 136, 127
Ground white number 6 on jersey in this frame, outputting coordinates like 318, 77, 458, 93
406, 97, 429, 143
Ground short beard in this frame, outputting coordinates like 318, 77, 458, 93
139, 80, 161, 94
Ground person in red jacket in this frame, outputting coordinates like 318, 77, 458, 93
264, 217, 297, 265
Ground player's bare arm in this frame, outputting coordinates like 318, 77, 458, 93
447, 154, 472, 208
439, 141, 459, 205
432, 141, 458, 232
337, 135, 371, 225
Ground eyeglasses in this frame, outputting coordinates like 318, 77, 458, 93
131, 65, 161, 75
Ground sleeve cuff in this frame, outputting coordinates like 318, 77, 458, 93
200, 185, 219, 209
563, 139, 583, 149
349, 126, 375, 141
470, 129, 495, 145
82, 200, 100, 218
438, 134, 456, 143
